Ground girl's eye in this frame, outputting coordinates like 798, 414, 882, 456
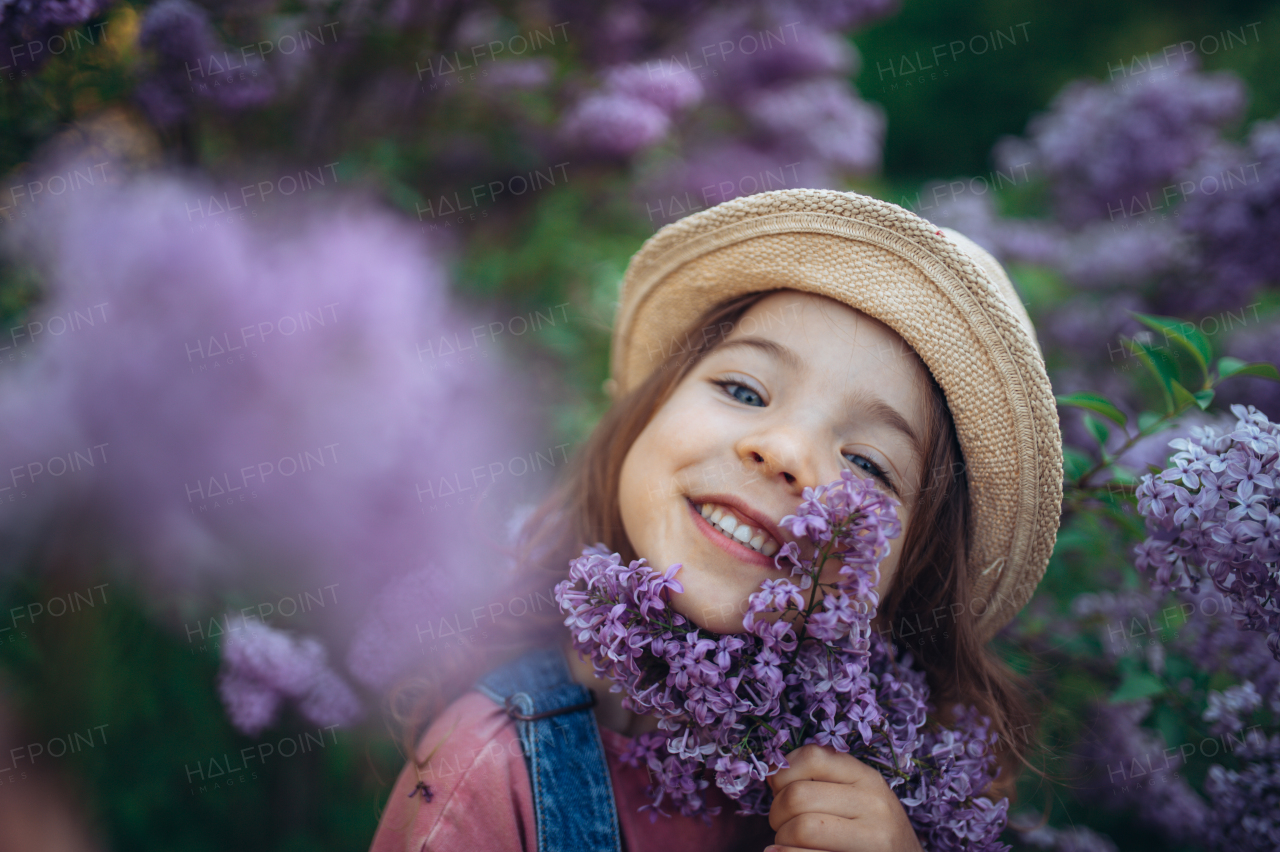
844, 453, 895, 491
717, 381, 765, 407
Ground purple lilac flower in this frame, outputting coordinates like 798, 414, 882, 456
556, 472, 1009, 849
787, 0, 900, 29
0, 0, 113, 74
218, 618, 363, 735
916, 191, 1062, 268
1174, 586, 1280, 713
603, 62, 703, 113
1134, 404, 1280, 658
560, 92, 671, 157
1203, 682, 1263, 737
135, 0, 275, 128
1073, 699, 1209, 839
2, 171, 532, 708
741, 78, 884, 174
1173, 119, 1280, 312
1109, 410, 1240, 477
1053, 219, 1190, 289
995, 55, 1245, 228
1201, 731, 1280, 851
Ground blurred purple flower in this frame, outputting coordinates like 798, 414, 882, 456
218, 618, 362, 735
480, 58, 555, 90
604, 62, 703, 113
996, 57, 1245, 228
742, 78, 884, 173
787, 0, 899, 29
136, 0, 275, 127
561, 92, 671, 157
1038, 292, 1145, 366
918, 191, 1062, 267
1074, 699, 1210, 839
637, 141, 828, 228
1, 170, 533, 703
0, 0, 113, 73
1201, 731, 1280, 851
1054, 219, 1190, 288
1172, 118, 1280, 312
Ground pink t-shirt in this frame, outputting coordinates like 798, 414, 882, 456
369, 689, 776, 852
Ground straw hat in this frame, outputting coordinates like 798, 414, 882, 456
609, 189, 1062, 642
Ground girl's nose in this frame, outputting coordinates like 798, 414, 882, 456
736, 429, 823, 492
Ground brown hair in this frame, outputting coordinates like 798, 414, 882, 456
395, 290, 1038, 798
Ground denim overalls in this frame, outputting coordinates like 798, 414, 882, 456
475, 645, 624, 852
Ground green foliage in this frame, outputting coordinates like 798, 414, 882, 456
0, 573, 402, 851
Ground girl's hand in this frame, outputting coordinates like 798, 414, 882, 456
764, 744, 924, 852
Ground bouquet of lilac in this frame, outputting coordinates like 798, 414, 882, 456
1133, 403, 1280, 658
554, 470, 1010, 851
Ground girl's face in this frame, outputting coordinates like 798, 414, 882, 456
617, 290, 933, 634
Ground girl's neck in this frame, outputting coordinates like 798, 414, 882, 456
560, 637, 662, 739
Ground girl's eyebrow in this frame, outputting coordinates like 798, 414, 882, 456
714, 337, 803, 371
849, 391, 925, 463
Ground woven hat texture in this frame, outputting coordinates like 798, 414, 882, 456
610, 189, 1063, 642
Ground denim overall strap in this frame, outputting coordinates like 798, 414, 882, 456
475, 646, 623, 852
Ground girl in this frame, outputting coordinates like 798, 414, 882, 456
369, 189, 1064, 852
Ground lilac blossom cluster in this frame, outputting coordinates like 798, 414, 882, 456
560, 61, 704, 157
135, 0, 275, 127
1133, 404, 1280, 657
1202, 731, 1280, 851
994, 55, 1245, 229
1174, 118, 1280, 314
555, 471, 1009, 851
218, 619, 363, 736
0, 0, 113, 74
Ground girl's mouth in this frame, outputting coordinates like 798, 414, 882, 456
687, 499, 782, 558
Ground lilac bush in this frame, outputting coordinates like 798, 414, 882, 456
994, 55, 1245, 229
556, 470, 1009, 851
1174, 118, 1280, 313
0, 170, 534, 729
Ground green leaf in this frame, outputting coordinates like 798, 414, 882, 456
1110, 672, 1166, 703
1171, 380, 1199, 412
1193, 389, 1215, 410
1055, 392, 1128, 427
1107, 465, 1140, 484
1137, 411, 1163, 432
1063, 448, 1093, 482
1126, 337, 1180, 413
1216, 357, 1280, 382
1217, 356, 1248, 378
1083, 413, 1110, 448
1130, 311, 1213, 383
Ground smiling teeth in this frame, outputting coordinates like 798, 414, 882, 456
696, 503, 780, 556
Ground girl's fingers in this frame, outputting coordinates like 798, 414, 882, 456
767, 779, 863, 831
769, 811, 872, 852
768, 744, 884, 792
